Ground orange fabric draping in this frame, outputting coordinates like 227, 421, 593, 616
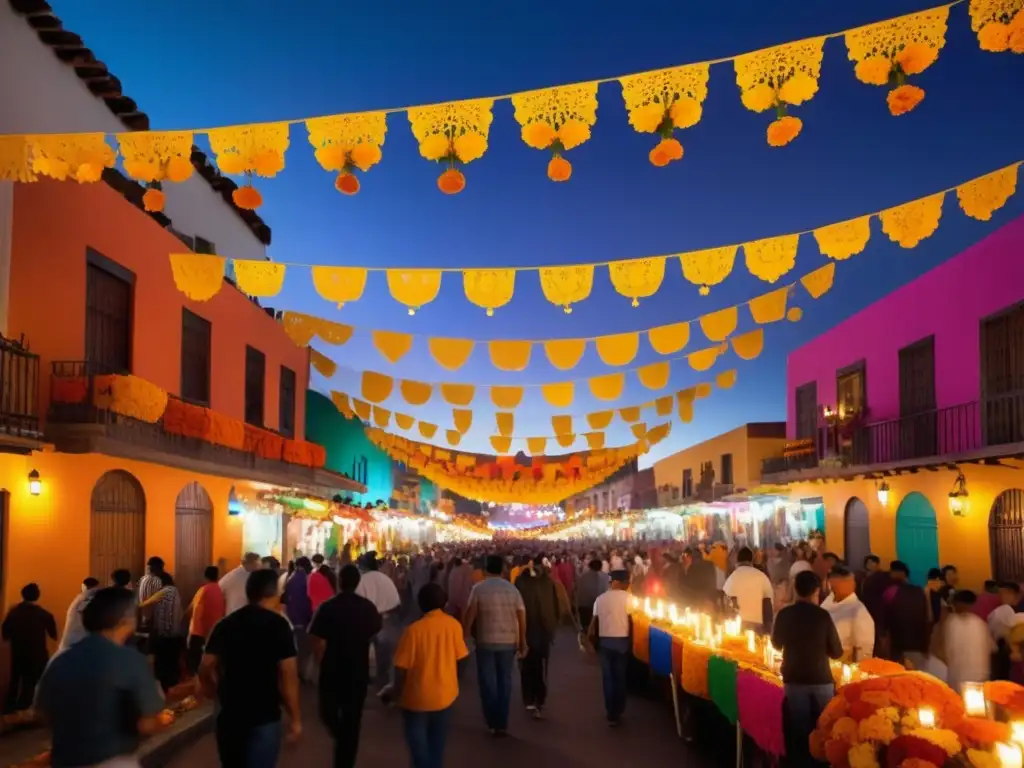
208, 411, 245, 450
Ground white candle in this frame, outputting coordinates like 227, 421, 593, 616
917, 708, 936, 728
842, 664, 852, 684
643, 597, 652, 617
996, 742, 1023, 768
669, 604, 679, 625
1012, 722, 1024, 746
963, 684, 986, 717
746, 629, 756, 653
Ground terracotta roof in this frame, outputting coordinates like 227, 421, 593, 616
9, 0, 272, 246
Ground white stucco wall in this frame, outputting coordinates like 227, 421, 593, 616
0, 3, 268, 266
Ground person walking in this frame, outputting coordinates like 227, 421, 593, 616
309, 554, 337, 613
771, 570, 843, 764
200, 569, 302, 767
945, 590, 994, 692
185, 566, 225, 677
515, 556, 563, 718
58, 576, 100, 652
723, 546, 774, 631
394, 583, 469, 768
588, 570, 632, 726
139, 571, 185, 692
309, 564, 382, 768
576, 558, 609, 629
881, 561, 931, 663
219, 553, 263, 616
463, 554, 527, 737
282, 557, 314, 681
35, 587, 168, 768
445, 557, 474, 621
354, 552, 402, 697
1, 583, 56, 714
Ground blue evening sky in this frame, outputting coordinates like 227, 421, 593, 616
54, 0, 1024, 466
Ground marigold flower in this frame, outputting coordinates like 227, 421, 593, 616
778, 72, 818, 105
1010, 25, 1024, 53
896, 42, 938, 76
522, 122, 557, 149
335, 172, 359, 195
252, 149, 284, 178
833, 716, 859, 741
142, 187, 165, 212
825, 737, 852, 767
649, 137, 683, 166
887, 84, 925, 116
899, 760, 938, 768
956, 716, 1010, 746
741, 83, 776, 113
978, 22, 1012, 52
348, 143, 382, 172
418, 134, 450, 161
124, 159, 160, 183
437, 167, 465, 195
810, 730, 827, 760
858, 712, 896, 744
628, 103, 665, 133
75, 162, 104, 183
669, 96, 702, 129
313, 144, 346, 172
165, 155, 193, 183
232, 185, 263, 210
967, 748, 1001, 768
557, 121, 591, 151
766, 115, 802, 147
547, 155, 572, 182
217, 153, 246, 176
848, 741, 880, 768
453, 132, 487, 163
907, 728, 961, 757
888, 734, 948, 768
854, 57, 892, 86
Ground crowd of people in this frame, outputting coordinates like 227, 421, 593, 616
3, 535, 1022, 767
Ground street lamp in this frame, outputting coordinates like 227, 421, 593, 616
28, 469, 41, 496
876, 480, 890, 508
948, 471, 969, 517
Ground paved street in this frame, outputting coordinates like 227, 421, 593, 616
168, 629, 694, 767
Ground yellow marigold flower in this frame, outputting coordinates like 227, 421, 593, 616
216, 152, 246, 176
314, 144, 346, 172
418, 134, 450, 161
854, 57, 892, 86
968, 748, 1001, 768
142, 187, 165, 212
778, 72, 818, 106
556, 120, 591, 150
253, 149, 284, 178
75, 162, 104, 183
909, 728, 961, 757
857, 712, 896, 745
669, 96, 703, 129
766, 115, 802, 147
1010, 25, 1024, 53
978, 22, 1012, 52
832, 716, 858, 742
124, 159, 161, 183
165, 156, 193, 183
453, 132, 487, 163
896, 42, 938, 76
740, 83, 776, 113
348, 143, 382, 172
887, 84, 925, 116
848, 742, 880, 768
628, 103, 665, 133
522, 122, 556, 149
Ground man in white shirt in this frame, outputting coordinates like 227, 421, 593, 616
821, 565, 875, 661
588, 570, 632, 726
945, 590, 994, 691
354, 552, 402, 695
218, 552, 261, 615
988, 582, 1021, 642
723, 547, 774, 629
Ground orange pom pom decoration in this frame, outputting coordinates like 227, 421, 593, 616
142, 187, 165, 213
164, 156, 193, 183
232, 185, 263, 210
547, 155, 572, 182
437, 168, 465, 195
649, 137, 683, 167
887, 84, 925, 116
335, 172, 360, 195
766, 115, 803, 147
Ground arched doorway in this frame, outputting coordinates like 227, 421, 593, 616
844, 497, 871, 571
895, 492, 939, 586
90, 470, 146, 584
175, 481, 214, 605
990, 489, 1024, 582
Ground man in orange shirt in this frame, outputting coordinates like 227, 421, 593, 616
393, 582, 469, 768
186, 566, 225, 677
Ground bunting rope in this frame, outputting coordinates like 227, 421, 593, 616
5, 2, 1021, 207
168, 161, 1019, 312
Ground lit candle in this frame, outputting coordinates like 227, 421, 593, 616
1012, 722, 1024, 746
963, 683, 987, 717
996, 742, 1023, 768
656, 599, 665, 620
669, 604, 679, 625
917, 708, 936, 729
746, 629, 756, 653
643, 597, 652, 617
842, 664, 852, 684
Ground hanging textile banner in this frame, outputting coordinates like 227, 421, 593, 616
166, 161, 1020, 313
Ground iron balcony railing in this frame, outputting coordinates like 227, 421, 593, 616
0, 335, 41, 438
761, 391, 1024, 476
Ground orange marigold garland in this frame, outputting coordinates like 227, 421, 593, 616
971, 2, 1024, 53
409, 100, 493, 196
141, 183, 165, 213
512, 85, 598, 183
232, 179, 263, 210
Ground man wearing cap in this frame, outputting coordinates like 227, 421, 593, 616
588, 570, 632, 726
219, 553, 262, 616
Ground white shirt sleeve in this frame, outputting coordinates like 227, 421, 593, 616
723, 572, 736, 596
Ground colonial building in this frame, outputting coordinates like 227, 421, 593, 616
759, 215, 1024, 587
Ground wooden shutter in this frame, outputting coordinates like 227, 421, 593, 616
244, 346, 266, 426
181, 309, 212, 405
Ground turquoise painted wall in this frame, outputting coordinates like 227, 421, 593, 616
305, 391, 394, 504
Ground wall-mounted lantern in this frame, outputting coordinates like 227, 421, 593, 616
876, 480, 890, 508
948, 471, 969, 517
28, 469, 41, 496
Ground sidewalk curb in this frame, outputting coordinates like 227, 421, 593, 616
139, 708, 214, 768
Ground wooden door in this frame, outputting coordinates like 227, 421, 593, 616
990, 489, 1024, 583
90, 470, 146, 583
174, 482, 213, 605
982, 304, 1024, 446
85, 258, 133, 374
844, 497, 871, 571
898, 337, 937, 460
795, 382, 818, 439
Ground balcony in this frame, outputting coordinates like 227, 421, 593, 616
761, 392, 1024, 482
47, 361, 365, 495
0, 335, 42, 451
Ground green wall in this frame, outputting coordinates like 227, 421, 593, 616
306, 390, 394, 504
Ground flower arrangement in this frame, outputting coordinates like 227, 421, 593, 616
852, 42, 937, 116
984, 680, 1024, 717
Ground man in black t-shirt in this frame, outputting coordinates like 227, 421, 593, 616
771, 570, 843, 765
310, 564, 382, 768
200, 568, 301, 767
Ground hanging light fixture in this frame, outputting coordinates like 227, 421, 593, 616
27, 469, 41, 496
948, 471, 969, 517
876, 480, 890, 507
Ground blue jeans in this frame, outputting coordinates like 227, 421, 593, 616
215, 718, 282, 768
785, 683, 835, 760
599, 637, 630, 721
402, 707, 451, 768
475, 646, 516, 730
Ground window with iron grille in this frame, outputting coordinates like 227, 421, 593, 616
180, 309, 211, 405
85, 250, 133, 374
244, 346, 266, 427
795, 381, 818, 439
279, 365, 296, 438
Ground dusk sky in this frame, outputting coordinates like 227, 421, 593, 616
54, 0, 1024, 465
